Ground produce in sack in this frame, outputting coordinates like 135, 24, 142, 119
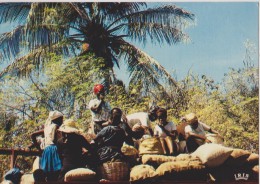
65, 168, 96, 182
142, 155, 176, 166
139, 137, 164, 155
192, 143, 233, 167
156, 160, 206, 180
20, 174, 34, 184
206, 133, 224, 145
225, 149, 251, 166
130, 164, 157, 181
121, 143, 139, 157
246, 153, 259, 166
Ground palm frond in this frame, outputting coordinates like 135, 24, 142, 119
120, 41, 178, 89
127, 22, 190, 45
0, 3, 31, 24
128, 5, 194, 24
69, 3, 90, 22
0, 23, 69, 61
0, 40, 79, 78
0, 26, 23, 61
96, 2, 147, 19
109, 5, 194, 30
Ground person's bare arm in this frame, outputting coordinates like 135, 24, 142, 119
208, 128, 224, 139
30, 129, 44, 150
159, 126, 178, 139
186, 132, 211, 143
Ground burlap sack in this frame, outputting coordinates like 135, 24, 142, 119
130, 164, 157, 181
121, 143, 138, 157
139, 137, 164, 155
156, 160, 206, 180
246, 153, 259, 166
32, 157, 40, 172
64, 168, 96, 182
252, 165, 259, 173
142, 155, 176, 166
20, 174, 34, 184
225, 149, 251, 166
176, 154, 199, 162
206, 133, 224, 145
192, 143, 233, 167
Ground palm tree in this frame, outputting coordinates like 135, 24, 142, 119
0, 2, 194, 93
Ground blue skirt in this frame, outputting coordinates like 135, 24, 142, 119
40, 145, 62, 172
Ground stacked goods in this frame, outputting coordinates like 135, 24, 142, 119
121, 144, 140, 166
121, 143, 139, 159
130, 164, 157, 183
246, 153, 259, 166
139, 137, 164, 155
20, 174, 34, 184
141, 154, 198, 168
156, 159, 207, 180
24, 139, 258, 183
64, 168, 96, 182
32, 157, 40, 172
191, 143, 233, 167
142, 155, 176, 168
203, 146, 259, 182
206, 133, 224, 145
225, 149, 251, 166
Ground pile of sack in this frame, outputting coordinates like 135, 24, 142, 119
20, 137, 258, 183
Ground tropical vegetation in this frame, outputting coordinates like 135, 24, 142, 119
0, 2, 258, 180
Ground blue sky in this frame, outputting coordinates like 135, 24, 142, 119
116, 2, 259, 84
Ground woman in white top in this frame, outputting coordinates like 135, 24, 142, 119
154, 108, 177, 139
154, 108, 178, 155
40, 110, 63, 181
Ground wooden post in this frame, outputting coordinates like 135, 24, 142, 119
10, 149, 17, 169
0, 148, 41, 169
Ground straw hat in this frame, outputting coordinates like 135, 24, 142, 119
58, 119, 80, 134
185, 113, 198, 124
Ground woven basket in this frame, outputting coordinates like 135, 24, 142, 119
99, 162, 130, 181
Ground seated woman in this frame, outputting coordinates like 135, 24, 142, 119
184, 113, 223, 153
57, 119, 94, 181
154, 108, 179, 155
92, 108, 126, 164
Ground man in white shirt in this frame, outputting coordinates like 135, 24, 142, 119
126, 105, 160, 136
88, 84, 111, 134
184, 113, 222, 152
